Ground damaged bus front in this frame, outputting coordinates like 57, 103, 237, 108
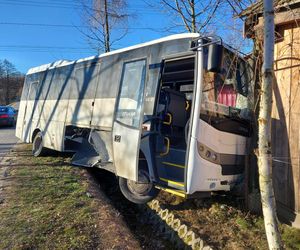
120, 37, 252, 202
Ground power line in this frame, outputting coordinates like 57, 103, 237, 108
1, 0, 156, 10
0, 0, 81, 9
0, 0, 159, 14
0, 22, 87, 28
0, 45, 94, 54
0, 22, 173, 32
0, 50, 93, 53
0, 45, 92, 50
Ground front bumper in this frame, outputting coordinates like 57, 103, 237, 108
0, 118, 14, 126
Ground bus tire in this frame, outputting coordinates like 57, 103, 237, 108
119, 170, 159, 204
32, 131, 46, 157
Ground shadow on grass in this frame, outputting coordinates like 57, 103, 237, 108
88, 168, 183, 250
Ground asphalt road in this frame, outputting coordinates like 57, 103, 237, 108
0, 126, 18, 159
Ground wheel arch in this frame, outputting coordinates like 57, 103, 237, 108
138, 150, 148, 170
138, 147, 155, 182
31, 128, 42, 143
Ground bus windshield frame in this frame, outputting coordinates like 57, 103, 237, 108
201, 47, 252, 119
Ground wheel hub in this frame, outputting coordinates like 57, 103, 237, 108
127, 170, 152, 196
33, 137, 42, 152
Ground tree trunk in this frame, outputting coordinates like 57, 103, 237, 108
190, 0, 196, 33
5, 73, 9, 105
258, 0, 283, 249
104, 0, 110, 52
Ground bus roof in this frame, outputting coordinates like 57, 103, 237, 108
26, 33, 200, 75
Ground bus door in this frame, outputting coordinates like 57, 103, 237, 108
185, 43, 204, 194
153, 55, 195, 192
112, 59, 147, 181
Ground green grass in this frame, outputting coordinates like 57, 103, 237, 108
158, 192, 300, 249
0, 146, 99, 249
282, 225, 300, 250
2, 145, 300, 249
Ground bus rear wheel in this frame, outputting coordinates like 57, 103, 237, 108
32, 131, 46, 157
119, 170, 159, 204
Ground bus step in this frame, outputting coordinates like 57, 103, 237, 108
159, 177, 185, 190
155, 186, 186, 198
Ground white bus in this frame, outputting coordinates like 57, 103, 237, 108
16, 33, 252, 203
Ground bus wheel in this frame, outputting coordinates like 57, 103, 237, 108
32, 131, 46, 157
119, 170, 159, 204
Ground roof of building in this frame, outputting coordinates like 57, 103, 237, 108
26, 33, 200, 75
239, 0, 300, 17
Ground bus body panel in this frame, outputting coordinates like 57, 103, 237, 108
16, 75, 31, 140
112, 122, 140, 180
187, 119, 248, 194
66, 62, 101, 127
16, 33, 252, 200
90, 53, 121, 128
91, 98, 116, 128
199, 120, 248, 155
16, 34, 197, 180
186, 41, 251, 194
15, 99, 26, 139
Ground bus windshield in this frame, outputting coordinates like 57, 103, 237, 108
201, 48, 251, 118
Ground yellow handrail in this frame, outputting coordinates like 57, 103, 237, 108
163, 113, 172, 125
160, 137, 170, 156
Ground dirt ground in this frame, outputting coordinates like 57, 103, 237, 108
0, 143, 299, 250
156, 188, 300, 250
0, 144, 173, 249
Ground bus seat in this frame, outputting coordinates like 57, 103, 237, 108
163, 88, 187, 128
217, 85, 237, 107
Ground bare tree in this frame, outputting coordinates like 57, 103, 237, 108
258, 0, 283, 248
160, 0, 222, 33
1, 60, 17, 105
156, 0, 254, 51
80, 0, 129, 53
225, 0, 255, 15
0, 59, 23, 105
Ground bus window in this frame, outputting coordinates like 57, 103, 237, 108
201, 49, 251, 114
115, 59, 146, 128
28, 81, 40, 100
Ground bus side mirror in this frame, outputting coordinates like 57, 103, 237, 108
207, 44, 223, 73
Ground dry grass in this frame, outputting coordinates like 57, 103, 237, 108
0, 144, 140, 250
1, 143, 299, 250
156, 191, 300, 249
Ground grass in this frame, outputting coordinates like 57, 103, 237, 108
0, 145, 99, 249
157, 192, 300, 249
1, 144, 300, 249
0, 144, 173, 250
282, 225, 300, 250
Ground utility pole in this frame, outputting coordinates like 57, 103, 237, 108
5, 71, 9, 105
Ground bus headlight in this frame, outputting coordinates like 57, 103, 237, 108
206, 150, 211, 158
197, 141, 220, 164
212, 153, 217, 161
199, 145, 204, 152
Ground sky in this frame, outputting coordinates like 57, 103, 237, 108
0, 0, 250, 74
